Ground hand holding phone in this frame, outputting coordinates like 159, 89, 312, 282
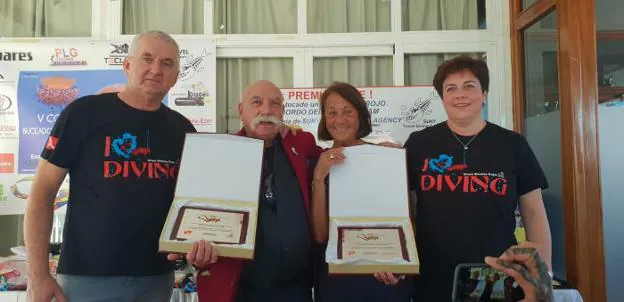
452, 263, 525, 302
484, 243, 554, 302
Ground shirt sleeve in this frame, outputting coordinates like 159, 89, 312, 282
515, 135, 549, 196
40, 100, 88, 169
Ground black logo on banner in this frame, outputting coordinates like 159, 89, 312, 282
104, 43, 129, 66
111, 43, 129, 54
175, 90, 208, 106
0, 51, 33, 61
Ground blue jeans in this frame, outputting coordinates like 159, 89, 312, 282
56, 271, 174, 302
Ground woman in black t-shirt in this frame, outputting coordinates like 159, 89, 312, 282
310, 82, 414, 302
379, 56, 552, 301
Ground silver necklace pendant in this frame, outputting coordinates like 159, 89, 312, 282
450, 128, 478, 152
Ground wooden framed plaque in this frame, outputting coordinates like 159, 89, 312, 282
337, 226, 409, 262
170, 206, 249, 244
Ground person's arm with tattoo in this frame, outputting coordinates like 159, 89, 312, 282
485, 242, 554, 302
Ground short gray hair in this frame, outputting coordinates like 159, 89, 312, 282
128, 30, 180, 60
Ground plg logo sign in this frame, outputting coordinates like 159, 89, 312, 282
104, 43, 129, 66
50, 48, 87, 66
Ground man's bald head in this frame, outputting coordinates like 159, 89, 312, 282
240, 80, 282, 104
238, 80, 285, 145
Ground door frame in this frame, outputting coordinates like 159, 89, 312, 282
510, 0, 606, 301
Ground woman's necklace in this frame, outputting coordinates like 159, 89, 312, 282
449, 126, 481, 165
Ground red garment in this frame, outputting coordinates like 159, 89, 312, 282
196, 129, 321, 302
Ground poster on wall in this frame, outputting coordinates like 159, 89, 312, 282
0, 39, 216, 215
17, 70, 132, 174
168, 46, 216, 131
282, 86, 448, 147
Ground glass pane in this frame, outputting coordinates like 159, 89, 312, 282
539, 13, 556, 29
402, 0, 485, 31
596, 0, 624, 300
404, 53, 484, 85
308, 0, 390, 33
596, 1, 624, 102
214, 0, 296, 34
216, 58, 293, 133
123, 0, 204, 35
522, 10, 565, 278
522, 0, 537, 10
597, 39, 624, 92
313, 56, 392, 87
0, 0, 91, 37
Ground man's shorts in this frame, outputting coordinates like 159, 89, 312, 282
56, 271, 174, 302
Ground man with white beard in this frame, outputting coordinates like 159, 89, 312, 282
195, 80, 322, 302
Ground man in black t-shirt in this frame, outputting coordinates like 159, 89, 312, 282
24, 31, 217, 302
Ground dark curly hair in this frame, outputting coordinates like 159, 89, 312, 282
433, 55, 489, 98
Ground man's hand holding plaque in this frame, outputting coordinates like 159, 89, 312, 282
159, 134, 264, 259
166, 240, 219, 268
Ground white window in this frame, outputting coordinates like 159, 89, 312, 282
308, 0, 391, 33
104, 0, 510, 128
402, 0, 485, 31
122, 0, 205, 35
214, 0, 297, 34
217, 57, 294, 132
0, 0, 92, 37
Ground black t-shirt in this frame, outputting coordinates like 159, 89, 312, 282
41, 93, 196, 276
404, 121, 548, 301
